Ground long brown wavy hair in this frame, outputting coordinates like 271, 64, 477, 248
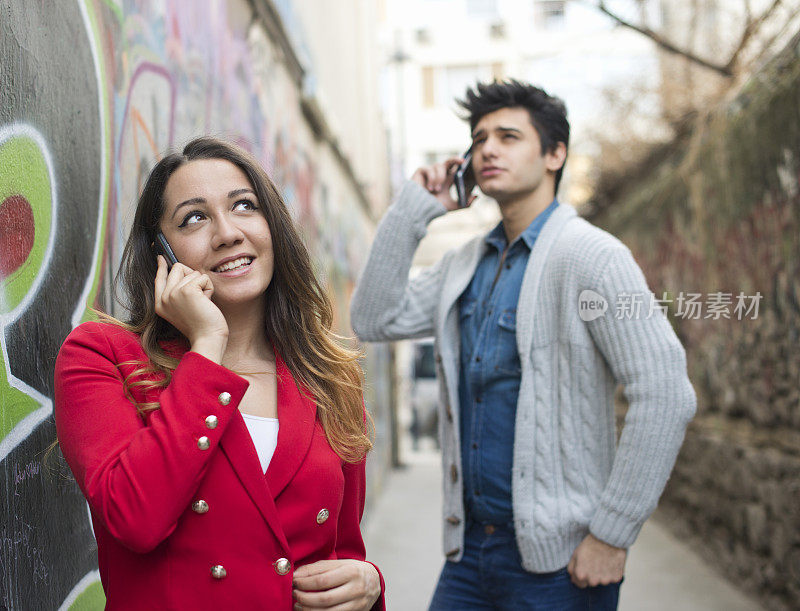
111, 136, 371, 462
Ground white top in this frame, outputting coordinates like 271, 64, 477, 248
241, 414, 279, 473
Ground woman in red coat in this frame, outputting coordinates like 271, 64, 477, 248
54, 137, 385, 610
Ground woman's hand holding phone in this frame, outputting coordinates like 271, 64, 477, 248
154, 256, 228, 363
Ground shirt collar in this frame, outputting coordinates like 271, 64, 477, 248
484, 199, 560, 253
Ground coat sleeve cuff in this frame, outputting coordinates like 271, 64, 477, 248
589, 504, 643, 549
366, 559, 386, 611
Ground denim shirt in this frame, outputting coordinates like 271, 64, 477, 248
458, 200, 559, 524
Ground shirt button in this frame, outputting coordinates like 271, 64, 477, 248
316, 508, 330, 524
197, 436, 210, 450
476, 397, 483, 403
218, 392, 232, 405
210, 565, 227, 579
450, 464, 458, 483
192, 500, 209, 514
274, 558, 291, 575
475, 356, 481, 362
205, 415, 219, 429
472, 443, 478, 449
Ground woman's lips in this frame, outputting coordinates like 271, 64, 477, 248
212, 257, 254, 276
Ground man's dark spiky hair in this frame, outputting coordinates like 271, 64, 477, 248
457, 79, 570, 191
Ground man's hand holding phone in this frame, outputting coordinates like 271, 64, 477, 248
411, 152, 476, 211
154, 255, 229, 364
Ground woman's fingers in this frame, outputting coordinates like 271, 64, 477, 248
293, 560, 379, 610
293, 561, 350, 590
174, 270, 203, 292
197, 273, 214, 297
154, 255, 168, 302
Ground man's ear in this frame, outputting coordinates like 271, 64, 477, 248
545, 142, 567, 172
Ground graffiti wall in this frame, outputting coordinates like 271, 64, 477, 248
0, 1, 389, 608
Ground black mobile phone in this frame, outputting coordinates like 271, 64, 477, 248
154, 232, 179, 271
453, 148, 475, 208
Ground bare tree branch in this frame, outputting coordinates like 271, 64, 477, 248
580, 0, 734, 77
741, 4, 797, 72
725, 0, 783, 72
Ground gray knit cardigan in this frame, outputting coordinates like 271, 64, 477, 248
351, 181, 696, 572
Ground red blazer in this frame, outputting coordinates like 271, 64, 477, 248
54, 321, 385, 610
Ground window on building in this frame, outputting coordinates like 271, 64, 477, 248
489, 22, 506, 39
442, 64, 492, 105
492, 62, 504, 80
424, 151, 439, 165
415, 28, 431, 44
535, 0, 566, 28
422, 65, 494, 108
466, 0, 498, 17
422, 66, 436, 108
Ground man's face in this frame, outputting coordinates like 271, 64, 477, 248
470, 106, 564, 205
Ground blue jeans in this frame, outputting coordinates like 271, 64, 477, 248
429, 523, 621, 610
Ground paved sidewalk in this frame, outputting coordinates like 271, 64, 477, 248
364, 451, 763, 611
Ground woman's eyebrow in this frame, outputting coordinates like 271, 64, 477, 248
171, 197, 205, 220
228, 188, 255, 198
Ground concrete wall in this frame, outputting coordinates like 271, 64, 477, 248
592, 30, 800, 611
0, 1, 391, 608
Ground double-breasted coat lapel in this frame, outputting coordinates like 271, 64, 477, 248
218, 350, 317, 555
265, 352, 317, 498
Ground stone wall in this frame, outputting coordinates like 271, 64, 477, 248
594, 30, 800, 611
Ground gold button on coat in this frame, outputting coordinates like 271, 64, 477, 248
197, 436, 210, 450
316, 508, 330, 524
210, 565, 227, 579
192, 500, 209, 514
218, 392, 231, 405
274, 557, 291, 575
205, 415, 218, 429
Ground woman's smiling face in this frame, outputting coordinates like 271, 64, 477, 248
159, 158, 274, 310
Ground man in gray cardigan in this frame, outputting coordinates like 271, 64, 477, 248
351, 80, 696, 609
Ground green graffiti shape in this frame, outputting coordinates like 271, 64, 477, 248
0, 135, 53, 314
0, 363, 40, 441
68, 580, 106, 610
0, 134, 53, 440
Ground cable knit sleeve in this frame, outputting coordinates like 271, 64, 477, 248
350, 181, 448, 342
585, 246, 697, 548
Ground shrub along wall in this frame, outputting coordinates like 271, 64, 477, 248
592, 31, 800, 611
